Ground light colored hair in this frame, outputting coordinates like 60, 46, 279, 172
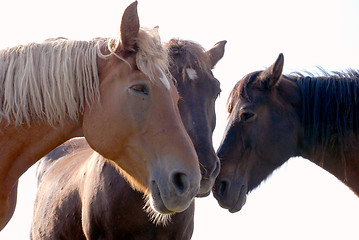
143, 194, 173, 226
0, 38, 102, 126
105, 27, 169, 81
135, 27, 169, 82
0, 27, 168, 126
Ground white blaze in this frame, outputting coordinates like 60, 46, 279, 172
186, 68, 198, 80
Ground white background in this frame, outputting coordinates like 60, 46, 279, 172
0, 0, 359, 239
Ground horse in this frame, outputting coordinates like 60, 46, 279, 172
0, 1, 202, 230
31, 39, 226, 239
213, 53, 359, 213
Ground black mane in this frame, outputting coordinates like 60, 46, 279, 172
288, 70, 359, 157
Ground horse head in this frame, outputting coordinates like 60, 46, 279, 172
166, 39, 226, 196
82, 2, 201, 214
213, 54, 301, 212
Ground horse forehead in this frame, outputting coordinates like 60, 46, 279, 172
185, 68, 198, 80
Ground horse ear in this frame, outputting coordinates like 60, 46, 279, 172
259, 53, 284, 89
120, 1, 140, 52
206, 40, 227, 69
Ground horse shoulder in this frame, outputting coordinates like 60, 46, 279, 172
32, 148, 92, 239
81, 155, 146, 239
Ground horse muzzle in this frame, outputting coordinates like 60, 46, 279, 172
213, 177, 247, 213
149, 169, 200, 214
196, 154, 221, 197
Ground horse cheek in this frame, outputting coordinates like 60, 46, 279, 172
81, 94, 130, 160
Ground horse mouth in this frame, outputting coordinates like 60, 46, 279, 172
149, 181, 175, 214
228, 185, 247, 213
213, 181, 247, 213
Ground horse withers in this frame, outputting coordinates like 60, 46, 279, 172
213, 53, 359, 213
31, 39, 226, 239
0, 1, 201, 230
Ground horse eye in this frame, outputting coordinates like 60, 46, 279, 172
130, 84, 149, 95
239, 112, 256, 123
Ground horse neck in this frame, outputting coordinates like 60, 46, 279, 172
292, 74, 359, 195
0, 119, 82, 195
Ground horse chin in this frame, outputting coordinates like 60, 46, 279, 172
196, 178, 214, 198
143, 195, 173, 226
149, 181, 175, 214
196, 191, 211, 198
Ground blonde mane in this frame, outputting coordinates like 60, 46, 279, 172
135, 27, 169, 82
0, 39, 102, 126
0, 27, 168, 126
102, 27, 169, 83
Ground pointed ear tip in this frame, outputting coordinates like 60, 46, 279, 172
123, 1, 139, 18
125, 1, 138, 12
278, 53, 284, 60
274, 53, 284, 68
216, 40, 227, 47
220, 40, 227, 45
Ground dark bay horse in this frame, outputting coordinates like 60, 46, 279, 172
31, 39, 226, 240
213, 53, 359, 213
0, 2, 202, 230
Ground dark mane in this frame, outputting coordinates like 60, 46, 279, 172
228, 69, 359, 153
287, 69, 359, 162
289, 68, 359, 79
165, 39, 211, 80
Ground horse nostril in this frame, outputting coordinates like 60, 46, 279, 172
171, 172, 190, 195
218, 179, 229, 197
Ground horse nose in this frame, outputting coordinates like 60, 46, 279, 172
215, 178, 230, 198
170, 171, 191, 196
209, 157, 221, 179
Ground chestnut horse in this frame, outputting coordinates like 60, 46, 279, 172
214, 53, 359, 213
31, 39, 226, 239
0, 1, 201, 230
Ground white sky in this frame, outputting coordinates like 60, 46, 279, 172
1, 0, 359, 239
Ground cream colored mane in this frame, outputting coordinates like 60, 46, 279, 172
0, 27, 168, 126
135, 27, 169, 82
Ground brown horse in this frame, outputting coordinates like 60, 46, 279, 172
213, 53, 359, 213
0, 2, 201, 230
31, 39, 226, 239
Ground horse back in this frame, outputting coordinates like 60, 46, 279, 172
36, 137, 90, 184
